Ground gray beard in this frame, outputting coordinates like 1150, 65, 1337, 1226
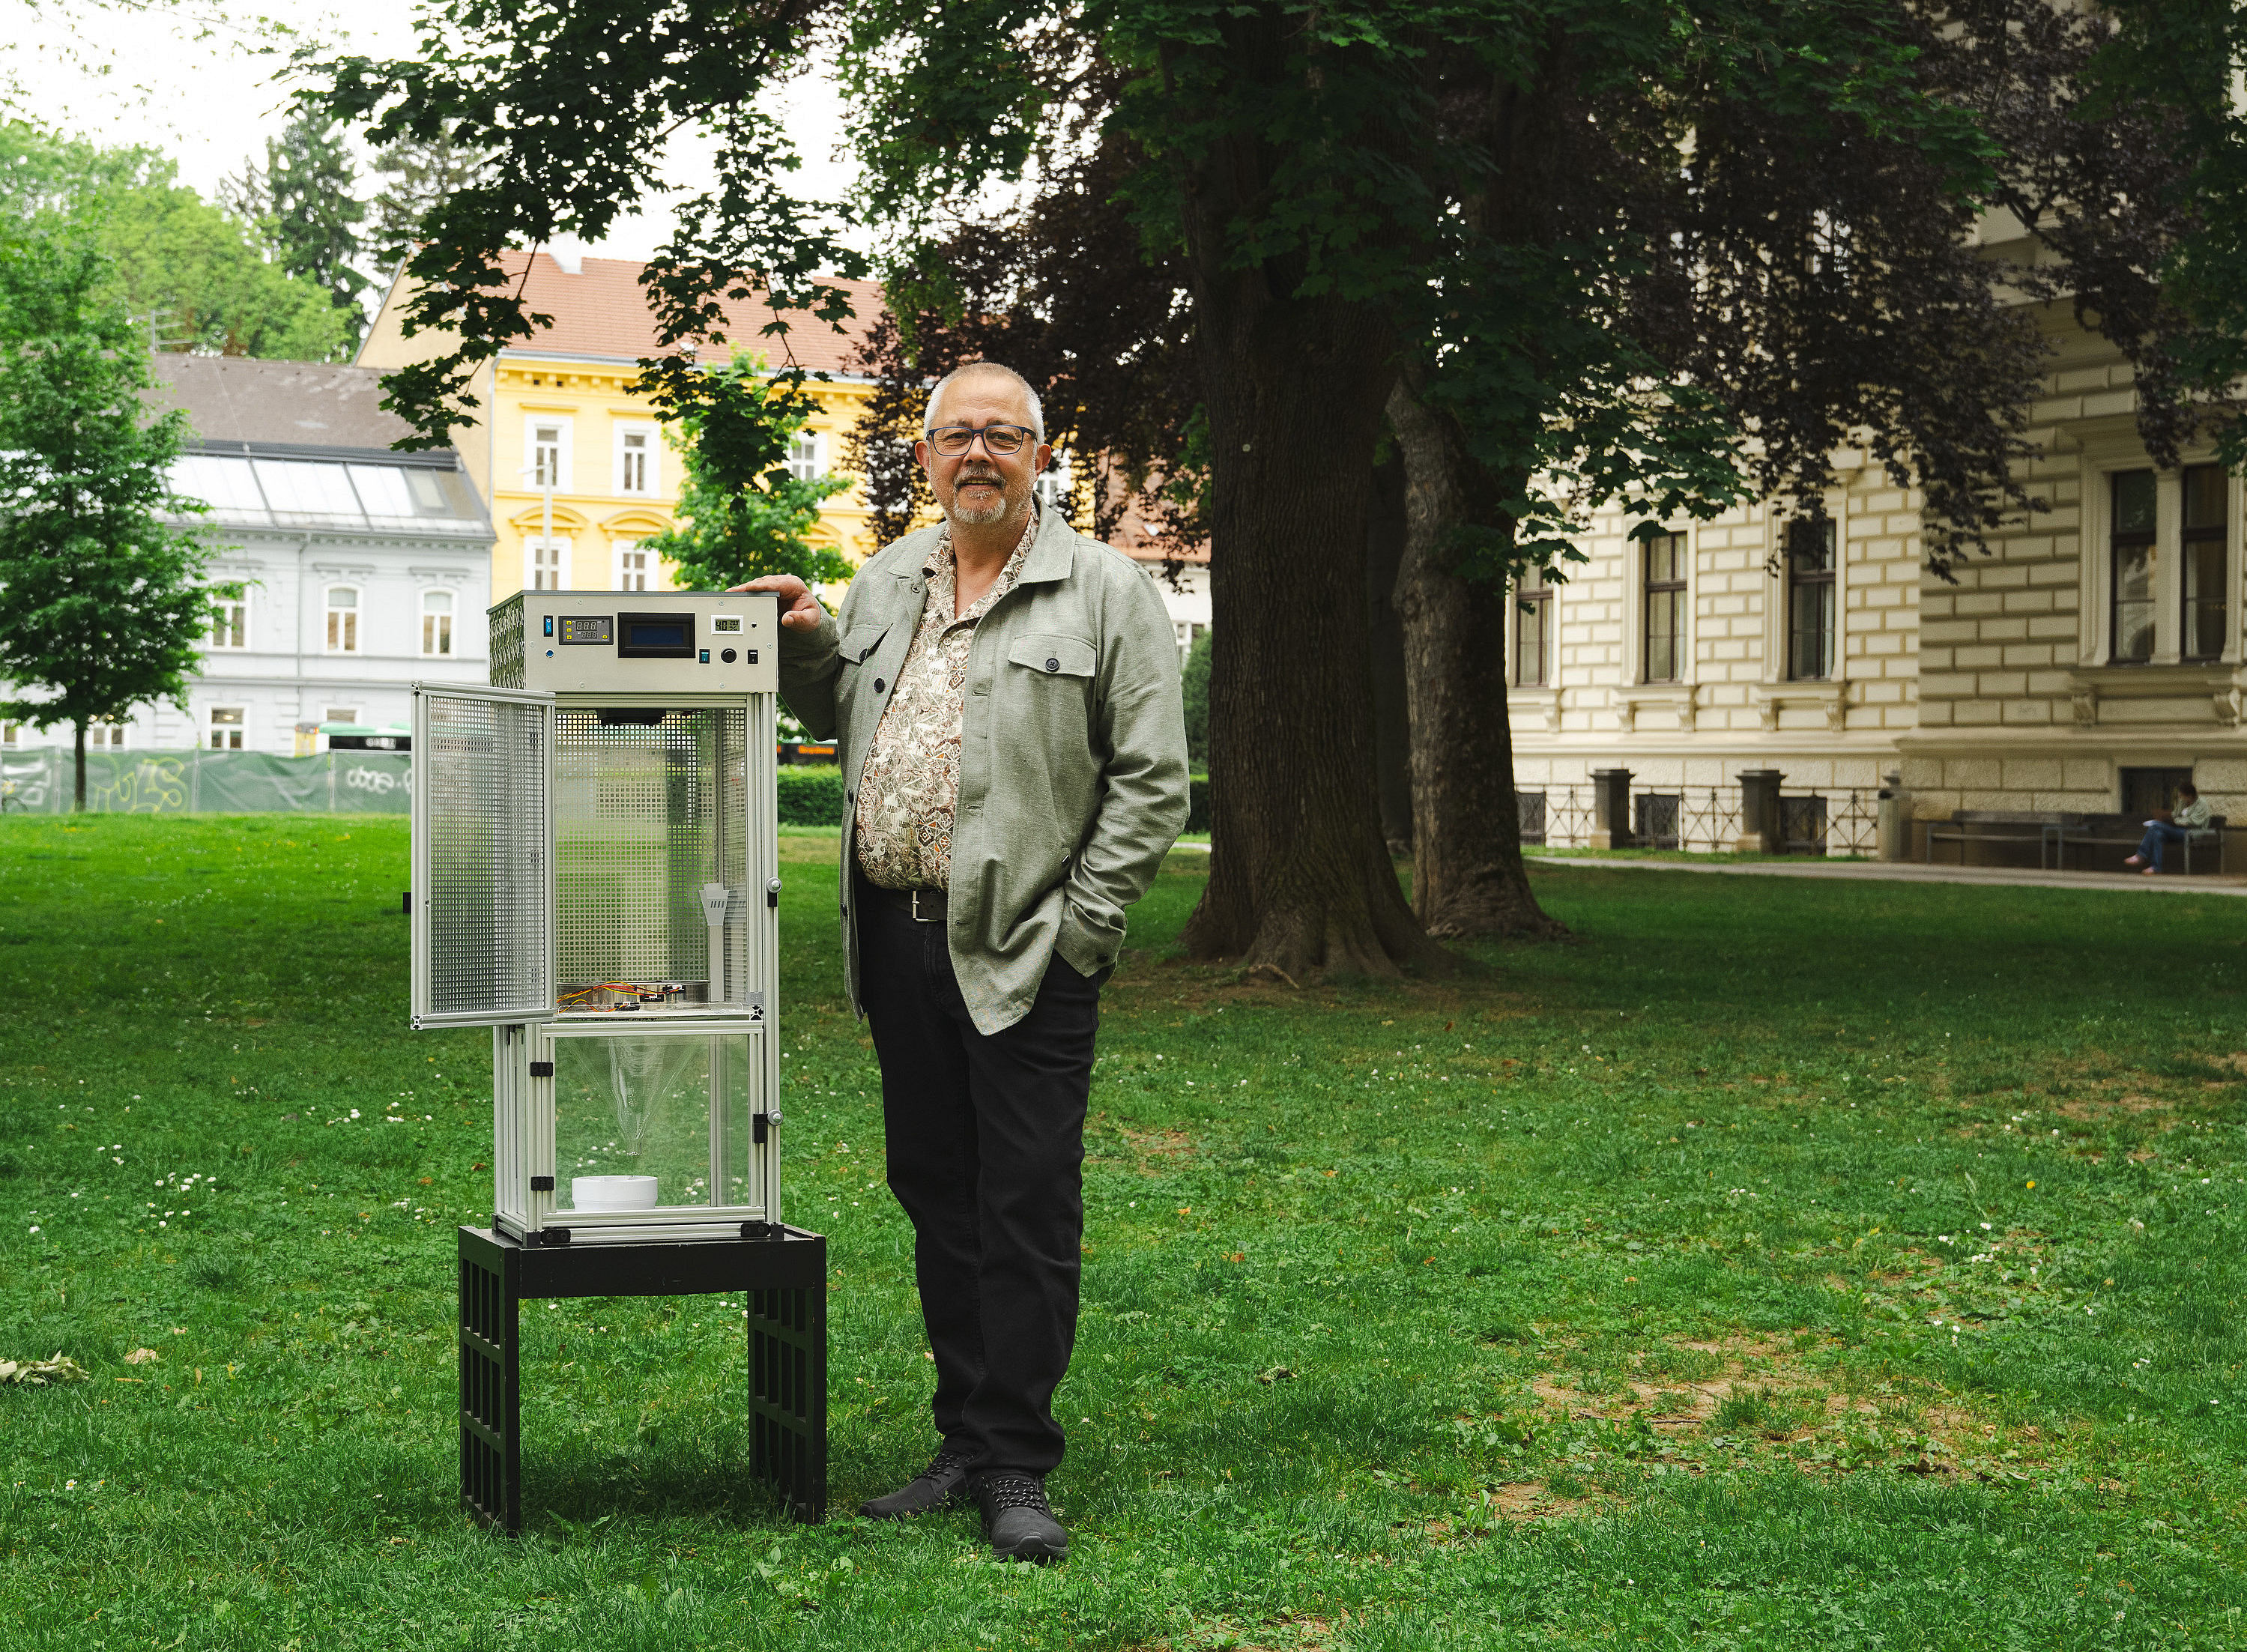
949, 495, 1010, 526
948, 476, 1017, 527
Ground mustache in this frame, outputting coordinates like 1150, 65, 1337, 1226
955, 468, 1005, 485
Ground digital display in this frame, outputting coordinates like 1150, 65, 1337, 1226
616, 611, 695, 659
710, 615, 743, 634
559, 615, 613, 646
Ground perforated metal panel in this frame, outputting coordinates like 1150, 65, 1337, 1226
489, 595, 525, 690
412, 687, 553, 1026
554, 707, 749, 1005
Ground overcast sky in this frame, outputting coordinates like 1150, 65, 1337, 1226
4, 0, 861, 264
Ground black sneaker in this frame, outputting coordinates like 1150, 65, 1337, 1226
973, 1471, 1069, 1563
858, 1450, 974, 1519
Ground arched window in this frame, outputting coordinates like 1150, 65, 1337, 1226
422, 590, 455, 657
325, 587, 360, 653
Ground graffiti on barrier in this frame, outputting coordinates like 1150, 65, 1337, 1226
345, 763, 411, 796
89, 757, 190, 814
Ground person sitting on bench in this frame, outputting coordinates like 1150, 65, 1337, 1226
2126, 782, 2212, 876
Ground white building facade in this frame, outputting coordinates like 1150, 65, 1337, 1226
2, 359, 494, 758
1505, 298, 2247, 853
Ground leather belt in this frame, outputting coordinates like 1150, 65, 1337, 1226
871, 884, 949, 922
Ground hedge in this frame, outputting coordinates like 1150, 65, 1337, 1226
775, 766, 1211, 833
776, 765, 845, 826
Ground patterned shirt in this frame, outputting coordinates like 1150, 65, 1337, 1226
853, 510, 1039, 889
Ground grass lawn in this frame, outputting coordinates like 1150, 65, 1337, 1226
4, 815, 2247, 1648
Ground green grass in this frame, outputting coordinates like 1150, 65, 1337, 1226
5, 817, 2247, 1648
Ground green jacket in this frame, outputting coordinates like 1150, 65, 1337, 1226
777, 507, 1191, 1035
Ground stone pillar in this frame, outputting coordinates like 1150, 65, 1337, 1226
1875, 771, 1913, 862
1736, 769, 1784, 854
1591, 768, 1634, 850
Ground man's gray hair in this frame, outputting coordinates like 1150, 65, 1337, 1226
922, 360, 1045, 444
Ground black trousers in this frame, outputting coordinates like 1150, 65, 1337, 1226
856, 875, 1102, 1477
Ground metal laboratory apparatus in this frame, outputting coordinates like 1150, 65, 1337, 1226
411, 590, 825, 1531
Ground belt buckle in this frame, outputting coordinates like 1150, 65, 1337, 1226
910, 889, 938, 922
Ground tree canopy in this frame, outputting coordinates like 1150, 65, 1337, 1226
638, 351, 854, 592
0, 121, 351, 360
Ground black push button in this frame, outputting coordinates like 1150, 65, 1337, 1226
1045, 657, 1059, 673
720, 647, 737, 663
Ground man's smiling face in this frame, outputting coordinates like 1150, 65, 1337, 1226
917, 372, 1052, 532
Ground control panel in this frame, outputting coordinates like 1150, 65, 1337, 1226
496, 590, 781, 693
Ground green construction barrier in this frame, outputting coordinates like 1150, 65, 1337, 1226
0, 748, 414, 815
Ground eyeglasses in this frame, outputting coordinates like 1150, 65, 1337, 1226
925, 423, 1036, 457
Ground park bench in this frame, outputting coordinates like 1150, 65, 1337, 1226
1922, 809, 2072, 868
2050, 812, 2228, 875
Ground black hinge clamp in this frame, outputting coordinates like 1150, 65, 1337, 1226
530, 1175, 554, 1191
529, 1061, 554, 1077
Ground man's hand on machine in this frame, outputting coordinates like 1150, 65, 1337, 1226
735, 575, 829, 632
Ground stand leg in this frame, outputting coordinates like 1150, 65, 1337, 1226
459, 1232, 522, 1532
746, 1240, 827, 1522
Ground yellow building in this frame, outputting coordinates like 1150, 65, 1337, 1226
358, 251, 889, 597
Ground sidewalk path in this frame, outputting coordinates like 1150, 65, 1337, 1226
1525, 854, 2247, 898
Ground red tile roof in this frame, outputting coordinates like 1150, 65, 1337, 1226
489, 251, 886, 375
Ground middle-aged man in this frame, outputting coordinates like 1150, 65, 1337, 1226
742, 360, 1189, 1562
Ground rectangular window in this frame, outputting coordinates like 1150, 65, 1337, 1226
1512, 566, 1551, 688
532, 423, 566, 489
208, 708, 244, 751
422, 590, 454, 657
325, 587, 359, 653
88, 716, 127, 750
1643, 531, 1687, 683
1, 722, 18, 747
2112, 469, 2157, 663
1035, 453, 1070, 510
617, 427, 655, 494
324, 707, 361, 726
614, 541, 650, 592
2183, 464, 2227, 662
208, 593, 247, 650
787, 431, 823, 483
1786, 518, 1836, 682
527, 538, 568, 591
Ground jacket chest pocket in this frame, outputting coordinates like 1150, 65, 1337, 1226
840, 623, 891, 671
1006, 634, 1098, 680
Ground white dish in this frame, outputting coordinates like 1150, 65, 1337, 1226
571, 1174, 659, 1211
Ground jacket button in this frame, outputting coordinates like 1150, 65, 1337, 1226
1045, 658, 1059, 673
874, 677, 886, 694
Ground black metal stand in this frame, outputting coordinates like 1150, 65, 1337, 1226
457, 1225, 827, 1533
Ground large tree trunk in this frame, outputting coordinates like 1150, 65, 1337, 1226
1176, 279, 1449, 978
1366, 454, 1414, 854
1385, 380, 1564, 940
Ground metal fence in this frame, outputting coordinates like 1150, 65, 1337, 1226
1519, 782, 1880, 856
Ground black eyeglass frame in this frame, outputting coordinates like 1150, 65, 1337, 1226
922, 423, 1039, 457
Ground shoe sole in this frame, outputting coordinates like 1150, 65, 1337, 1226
991, 1536, 1068, 1563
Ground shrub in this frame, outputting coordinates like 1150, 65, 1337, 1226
776, 765, 844, 826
